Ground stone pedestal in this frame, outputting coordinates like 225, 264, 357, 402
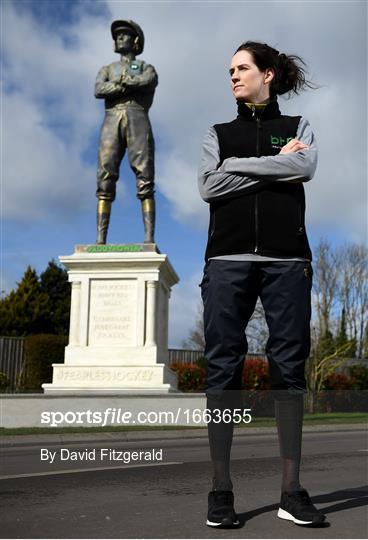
42, 244, 179, 394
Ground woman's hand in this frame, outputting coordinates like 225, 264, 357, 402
279, 138, 309, 154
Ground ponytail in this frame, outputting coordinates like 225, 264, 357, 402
235, 41, 317, 98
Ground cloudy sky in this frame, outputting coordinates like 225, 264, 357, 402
2, 0, 367, 346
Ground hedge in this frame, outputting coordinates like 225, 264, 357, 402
17, 334, 68, 392
170, 358, 368, 414
170, 362, 207, 393
0, 371, 9, 393
171, 358, 271, 393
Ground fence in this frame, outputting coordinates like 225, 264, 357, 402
1, 342, 207, 391
0, 337, 266, 391
0, 337, 24, 392
168, 348, 205, 365
0, 339, 210, 391
0, 335, 364, 393
168, 349, 267, 365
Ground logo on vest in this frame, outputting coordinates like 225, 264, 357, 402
270, 135, 293, 149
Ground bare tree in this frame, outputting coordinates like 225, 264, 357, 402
182, 302, 205, 350
338, 243, 368, 357
183, 299, 268, 353
184, 240, 367, 360
312, 239, 342, 336
246, 299, 269, 353
306, 325, 355, 413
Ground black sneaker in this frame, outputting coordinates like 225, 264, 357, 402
277, 489, 326, 526
206, 490, 240, 528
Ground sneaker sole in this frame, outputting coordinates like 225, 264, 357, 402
277, 507, 325, 526
206, 518, 240, 528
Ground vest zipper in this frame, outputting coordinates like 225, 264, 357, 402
254, 115, 261, 253
297, 204, 304, 234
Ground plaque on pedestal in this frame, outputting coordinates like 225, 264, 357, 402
42, 245, 179, 394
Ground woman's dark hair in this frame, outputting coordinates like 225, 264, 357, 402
235, 41, 317, 98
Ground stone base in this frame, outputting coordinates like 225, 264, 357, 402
43, 245, 179, 394
42, 363, 177, 394
1, 393, 208, 428
40, 388, 180, 395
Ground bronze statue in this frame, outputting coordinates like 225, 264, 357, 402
95, 20, 158, 244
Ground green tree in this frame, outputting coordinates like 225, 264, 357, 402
0, 266, 49, 336
40, 260, 70, 335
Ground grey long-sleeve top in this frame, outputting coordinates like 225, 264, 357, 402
198, 116, 318, 261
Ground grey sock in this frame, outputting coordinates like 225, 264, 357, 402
274, 392, 304, 493
207, 391, 242, 491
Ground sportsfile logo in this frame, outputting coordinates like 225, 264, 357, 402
270, 135, 293, 149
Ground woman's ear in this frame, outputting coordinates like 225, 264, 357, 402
264, 68, 275, 85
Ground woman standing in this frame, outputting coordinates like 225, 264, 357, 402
198, 42, 326, 528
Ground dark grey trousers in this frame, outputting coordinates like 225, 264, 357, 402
200, 259, 312, 491
200, 260, 313, 396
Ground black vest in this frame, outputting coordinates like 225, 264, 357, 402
205, 100, 312, 261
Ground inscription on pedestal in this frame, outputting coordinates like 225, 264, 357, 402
88, 279, 137, 346
54, 368, 154, 383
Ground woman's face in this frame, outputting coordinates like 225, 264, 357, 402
229, 49, 274, 103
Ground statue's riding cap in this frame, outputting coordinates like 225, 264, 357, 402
110, 20, 145, 55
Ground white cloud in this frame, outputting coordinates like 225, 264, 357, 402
2, 0, 366, 347
3, 91, 94, 220
168, 267, 203, 348
2, 0, 366, 244
301, 82, 366, 242
106, 0, 366, 243
156, 152, 207, 228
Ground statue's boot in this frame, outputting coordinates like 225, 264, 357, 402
96, 199, 112, 244
142, 198, 155, 244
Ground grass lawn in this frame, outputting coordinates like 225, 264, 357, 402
238, 412, 368, 428
1, 412, 367, 436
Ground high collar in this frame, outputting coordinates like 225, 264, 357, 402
237, 98, 281, 120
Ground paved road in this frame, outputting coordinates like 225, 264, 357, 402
0, 429, 367, 538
